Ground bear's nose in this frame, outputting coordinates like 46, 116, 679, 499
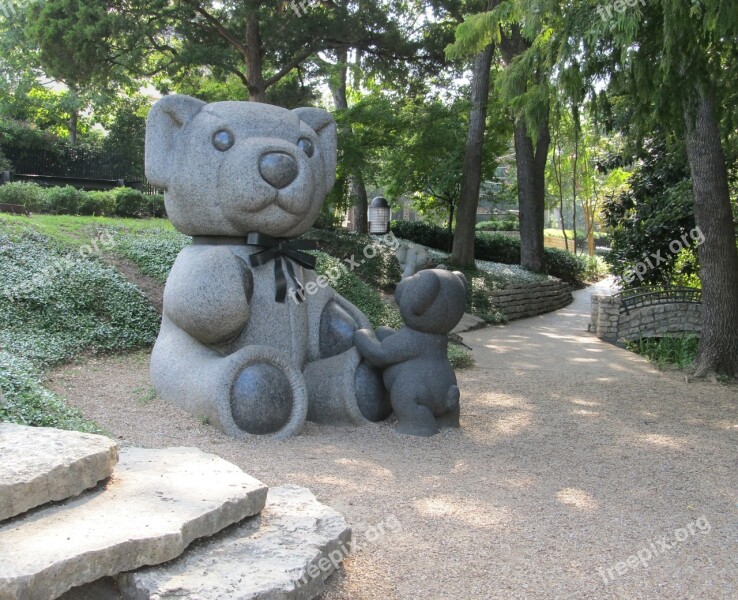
259, 152, 298, 189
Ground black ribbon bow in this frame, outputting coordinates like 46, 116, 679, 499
246, 232, 317, 303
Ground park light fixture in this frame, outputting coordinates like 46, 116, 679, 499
368, 196, 390, 234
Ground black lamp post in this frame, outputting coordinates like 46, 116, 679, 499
368, 196, 390, 234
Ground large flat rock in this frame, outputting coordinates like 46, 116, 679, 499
0, 423, 119, 522
118, 484, 352, 600
0, 447, 268, 600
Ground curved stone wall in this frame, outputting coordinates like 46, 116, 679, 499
491, 279, 573, 321
591, 294, 702, 342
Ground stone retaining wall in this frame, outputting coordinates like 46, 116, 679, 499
491, 279, 573, 321
591, 294, 702, 342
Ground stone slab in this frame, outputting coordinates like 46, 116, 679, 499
452, 312, 486, 334
0, 423, 119, 522
0, 447, 268, 600
118, 484, 352, 600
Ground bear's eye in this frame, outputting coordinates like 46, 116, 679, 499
297, 137, 314, 157
213, 130, 234, 152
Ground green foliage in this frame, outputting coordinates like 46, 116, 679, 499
44, 185, 85, 214
393, 221, 587, 283
391, 220, 451, 252
111, 227, 190, 283
602, 143, 698, 288
447, 344, 473, 369
475, 219, 519, 232
0, 231, 160, 366
0, 147, 10, 171
627, 335, 700, 370
453, 266, 506, 324
0, 181, 46, 211
0, 225, 160, 430
304, 228, 401, 291
474, 233, 523, 264
80, 191, 116, 216
0, 352, 102, 432
112, 187, 149, 218
313, 252, 403, 330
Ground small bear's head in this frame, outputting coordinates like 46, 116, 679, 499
394, 269, 468, 334
145, 95, 336, 238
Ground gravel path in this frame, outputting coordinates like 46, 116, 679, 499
49, 281, 738, 599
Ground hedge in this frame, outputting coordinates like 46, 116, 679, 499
0, 181, 164, 218
391, 220, 587, 284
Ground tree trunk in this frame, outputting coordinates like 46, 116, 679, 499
448, 200, 455, 251
514, 116, 550, 272
328, 48, 368, 233
68, 109, 78, 145
571, 104, 579, 254
350, 174, 368, 233
245, 13, 266, 102
684, 88, 738, 378
451, 40, 495, 266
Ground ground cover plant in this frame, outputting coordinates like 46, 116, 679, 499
0, 216, 161, 430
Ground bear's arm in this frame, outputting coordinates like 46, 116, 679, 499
353, 328, 418, 368
163, 246, 252, 345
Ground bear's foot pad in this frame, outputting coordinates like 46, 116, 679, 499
118, 485, 351, 600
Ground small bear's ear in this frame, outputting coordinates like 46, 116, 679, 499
146, 95, 206, 190
409, 270, 441, 316
453, 271, 468, 292
292, 107, 337, 193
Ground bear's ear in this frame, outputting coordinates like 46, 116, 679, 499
408, 270, 441, 316
145, 95, 206, 190
453, 271, 468, 292
292, 107, 337, 193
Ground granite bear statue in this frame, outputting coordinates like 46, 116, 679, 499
353, 269, 468, 437
146, 95, 390, 438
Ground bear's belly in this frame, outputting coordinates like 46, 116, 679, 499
230, 247, 309, 370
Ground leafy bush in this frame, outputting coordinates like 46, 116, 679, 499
0, 181, 46, 211
314, 251, 403, 330
113, 187, 149, 218
474, 233, 522, 264
44, 186, 85, 215
542, 247, 588, 285
150, 194, 166, 218
80, 191, 117, 216
390, 220, 451, 251
447, 344, 474, 369
627, 334, 699, 369
0, 147, 10, 171
475, 218, 519, 231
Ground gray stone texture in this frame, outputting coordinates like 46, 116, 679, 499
0, 447, 267, 600
590, 294, 702, 343
396, 243, 429, 279
0, 423, 118, 522
489, 279, 572, 321
145, 95, 388, 438
118, 485, 352, 600
354, 269, 468, 437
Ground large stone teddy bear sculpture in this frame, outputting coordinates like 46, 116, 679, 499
354, 269, 468, 437
146, 95, 391, 439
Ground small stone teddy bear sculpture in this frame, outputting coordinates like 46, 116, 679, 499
353, 269, 468, 437
146, 95, 390, 439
